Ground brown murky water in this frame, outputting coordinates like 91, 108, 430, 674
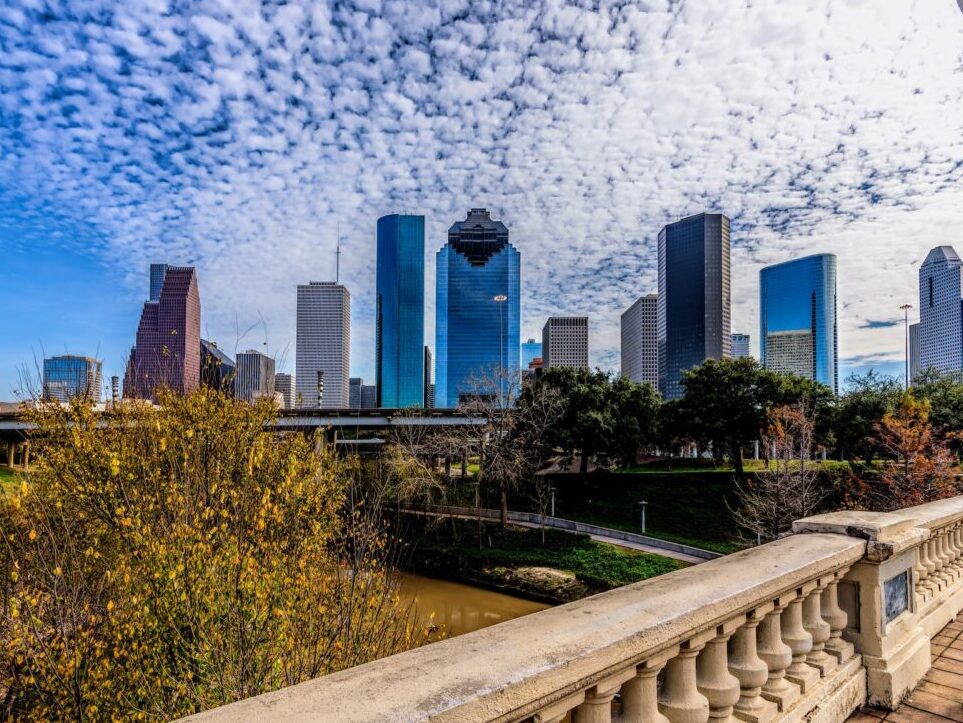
400, 572, 549, 638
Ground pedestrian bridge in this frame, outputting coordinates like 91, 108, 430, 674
183, 496, 963, 723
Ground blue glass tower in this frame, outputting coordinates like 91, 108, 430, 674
657, 213, 731, 399
436, 208, 520, 407
759, 253, 838, 393
376, 214, 425, 408
521, 339, 542, 369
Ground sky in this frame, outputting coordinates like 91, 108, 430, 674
1, 0, 962, 398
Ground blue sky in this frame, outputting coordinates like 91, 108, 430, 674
1, 0, 961, 398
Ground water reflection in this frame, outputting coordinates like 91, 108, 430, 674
400, 572, 549, 639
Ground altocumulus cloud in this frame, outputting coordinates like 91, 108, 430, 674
1, 0, 962, 381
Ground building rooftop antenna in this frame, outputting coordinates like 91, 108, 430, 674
336, 221, 341, 284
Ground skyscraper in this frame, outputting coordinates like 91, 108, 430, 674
657, 213, 731, 399
424, 346, 433, 409
521, 339, 542, 369
235, 349, 276, 403
919, 246, 963, 377
124, 265, 201, 400
149, 263, 168, 302
275, 373, 293, 409
759, 253, 838, 393
542, 316, 589, 370
200, 339, 235, 394
296, 282, 350, 408
376, 214, 425, 408
436, 208, 520, 407
42, 355, 103, 403
730, 333, 751, 359
621, 294, 658, 387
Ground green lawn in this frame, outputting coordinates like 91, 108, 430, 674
0, 467, 20, 492
549, 473, 745, 554
406, 520, 683, 602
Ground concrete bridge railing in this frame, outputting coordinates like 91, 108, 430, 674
183, 496, 963, 723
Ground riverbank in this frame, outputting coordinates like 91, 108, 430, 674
402, 518, 683, 604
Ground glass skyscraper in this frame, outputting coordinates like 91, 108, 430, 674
657, 213, 731, 400
759, 253, 838, 393
43, 355, 103, 402
521, 339, 542, 369
436, 208, 520, 407
376, 214, 425, 408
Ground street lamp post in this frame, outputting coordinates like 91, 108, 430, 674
550, 486, 556, 517
639, 500, 647, 534
900, 303, 913, 389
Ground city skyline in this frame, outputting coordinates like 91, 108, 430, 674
3, 3, 961, 395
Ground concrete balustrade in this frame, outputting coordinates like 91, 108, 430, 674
182, 497, 963, 723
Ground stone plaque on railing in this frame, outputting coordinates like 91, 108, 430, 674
884, 570, 909, 623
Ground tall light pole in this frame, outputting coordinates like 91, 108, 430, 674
494, 294, 507, 401
900, 303, 913, 389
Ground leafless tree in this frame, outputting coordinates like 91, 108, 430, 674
449, 366, 563, 527
732, 403, 828, 543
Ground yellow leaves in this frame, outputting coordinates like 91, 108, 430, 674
10, 569, 18, 582
109, 456, 120, 477
106, 600, 115, 612
19, 480, 29, 496
159, 437, 167, 451
28, 529, 37, 541
53, 566, 62, 577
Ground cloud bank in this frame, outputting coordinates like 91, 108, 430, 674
1, 0, 962, 383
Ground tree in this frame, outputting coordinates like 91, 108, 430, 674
834, 371, 903, 462
676, 358, 782, 476
0, 391, 424, 720
539, 368, 660, 475
448, 367, 563, 526
732, 403, 828, 542
911, 369, 963, 454
868, 393, 959, 509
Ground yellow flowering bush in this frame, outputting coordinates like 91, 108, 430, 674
0, 390, 423, 720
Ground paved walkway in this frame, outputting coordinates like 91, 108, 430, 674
399, 509, 708, 564
850, 614, 963, 722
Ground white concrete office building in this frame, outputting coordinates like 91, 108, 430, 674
542, 316, 589, 370
620, 294, 658, 386
731, 333, 751, 359
296, 281, 351, 408
764, 330, 813, 379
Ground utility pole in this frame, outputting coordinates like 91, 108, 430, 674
900, 303, 913, 389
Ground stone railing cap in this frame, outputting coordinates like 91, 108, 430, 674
793, 510, 925, 560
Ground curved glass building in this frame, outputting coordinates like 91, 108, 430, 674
376, 214, 425, 408
436, 208, 520, 407
759, 253, 838, 393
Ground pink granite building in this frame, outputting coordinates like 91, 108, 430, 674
123, 266, 201, 400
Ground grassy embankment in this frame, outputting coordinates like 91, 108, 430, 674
0, 467, 19, 492
404, 518, 683, 604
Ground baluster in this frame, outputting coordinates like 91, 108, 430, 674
757, 599, 799, 711
822, 570, 855, 663
536, 691, 585, 723
659, 641, 710, 723
946, 525, 961, 580
727, 612, 776, 722
697, 623, 741, 722
953, 524, 963, 574
915, 540, 930, 601
621, 654, 673, 723
803, 580, 836, 676
574, 669, 636, 723
931, 534, 947, 589
920, 538, 937, 599
781, 590, 819, 693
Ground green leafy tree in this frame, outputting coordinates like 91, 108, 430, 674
911, 369, 963, 454
834, 371, 903, 462
539, 368, 660, 475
